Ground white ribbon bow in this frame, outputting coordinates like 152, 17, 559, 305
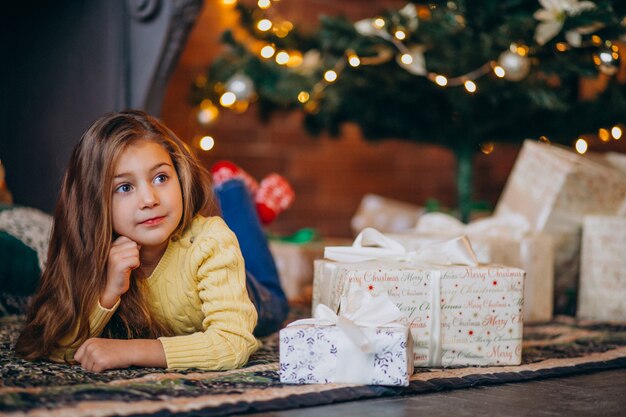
288, 288, 409, 382
324, 227, 479, 267
415, 212, 531, 241
289, 288, 405, 351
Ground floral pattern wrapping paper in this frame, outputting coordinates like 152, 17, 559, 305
577, 215, 626, 321
313, 260, 525, 367
279, 324, 413, 386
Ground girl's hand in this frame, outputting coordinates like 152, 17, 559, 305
74, 338, 167, 372
101, 236, 140, 308
74, 338, 132, 371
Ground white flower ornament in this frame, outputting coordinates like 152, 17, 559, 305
534, 0, 597, 46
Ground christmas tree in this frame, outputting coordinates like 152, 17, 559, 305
192, 0, 626, 221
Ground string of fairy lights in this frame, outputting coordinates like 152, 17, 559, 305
196, 0, 625, 155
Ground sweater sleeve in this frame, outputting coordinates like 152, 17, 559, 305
49, 298, 120, 363
158, 218, 259, 370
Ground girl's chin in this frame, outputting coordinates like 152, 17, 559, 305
132, 234, 171, 250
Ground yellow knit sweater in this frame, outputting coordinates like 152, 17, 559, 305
52, 216, 260, 370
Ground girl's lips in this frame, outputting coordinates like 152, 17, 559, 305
140, 216, 166, 226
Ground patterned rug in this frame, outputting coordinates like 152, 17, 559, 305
2, 309, 626, 417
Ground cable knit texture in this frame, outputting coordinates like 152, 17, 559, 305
50, 216, 259, 370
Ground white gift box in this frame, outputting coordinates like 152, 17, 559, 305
279, 290, 414, 386
495, 140, 626, 234
495, 140, 626, 312
387, 212, 553, 322
577, 215, 626, 321
351, 194, 424, 235
313, 229, 525, 367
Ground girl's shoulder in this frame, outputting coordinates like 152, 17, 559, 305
180, 215, 234, 246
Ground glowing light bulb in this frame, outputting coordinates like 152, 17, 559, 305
275, 51, 290, 65
324, 70, 338, 82
348, 54, 361, 67
257, 19, 272, 32
481, 142, 494, 155
434, 75, 448, 86
575, 138, 588, 154
260, 45, 276, 58
493, 66, 506, 78
598, 128, 610, 142
464, 80, 477, 93
516, 45, 529, 56
400, 54, 413, 65
394, 30, 406, 40
197, 100, 219, 126
373, 18, 385, 28
286, 51, 303, 67
199, 136, 215, 151
219, 92, 236, 107
257, 0, 271, 9
612, 126, 623, 140
297, 91, 310, 103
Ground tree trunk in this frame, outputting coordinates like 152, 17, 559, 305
455, 146, 473, 223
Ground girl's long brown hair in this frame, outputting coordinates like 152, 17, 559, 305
15, 110, 216, 360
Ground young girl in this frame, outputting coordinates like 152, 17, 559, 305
15, 110, 288, 371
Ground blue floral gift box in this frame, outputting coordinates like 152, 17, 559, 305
279, 290, 414, 386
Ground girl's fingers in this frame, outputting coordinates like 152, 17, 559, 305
110, 240, 140, 254
112, 236, 135, 246
74, 339, 89, 362
74, 346, 83, 362
120, 256, 141, 271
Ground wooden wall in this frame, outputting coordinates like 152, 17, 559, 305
160, 0, 622, 238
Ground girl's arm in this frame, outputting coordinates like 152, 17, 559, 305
73, 338, 166, 372
49, 236, 140, 364
157, 217, 259, 370
48, 298, 121, 363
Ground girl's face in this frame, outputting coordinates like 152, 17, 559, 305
110, 140, 183, 249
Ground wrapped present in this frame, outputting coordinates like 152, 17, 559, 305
577, 215, 626, 321
270, 236, 352, 303
386, 212, 553, 323
314, 229, 525, 367
495, 140, 626, 234
351, 194, 424, 235
495, 140, 626, 312
279, 289, 414, 386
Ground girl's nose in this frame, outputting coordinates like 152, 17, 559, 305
140, 186, 159, 208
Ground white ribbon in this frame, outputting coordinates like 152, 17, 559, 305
428, 271, 442, 367
324, 227, 479, 267
288, 288, 408, 382
415, 212, 531, 241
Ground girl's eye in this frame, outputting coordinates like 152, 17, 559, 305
115, 184, 132, 193
154, 174, 168, 184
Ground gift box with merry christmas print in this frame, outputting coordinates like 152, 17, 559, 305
313, 228, 525, 367
389, 211, 554, 323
